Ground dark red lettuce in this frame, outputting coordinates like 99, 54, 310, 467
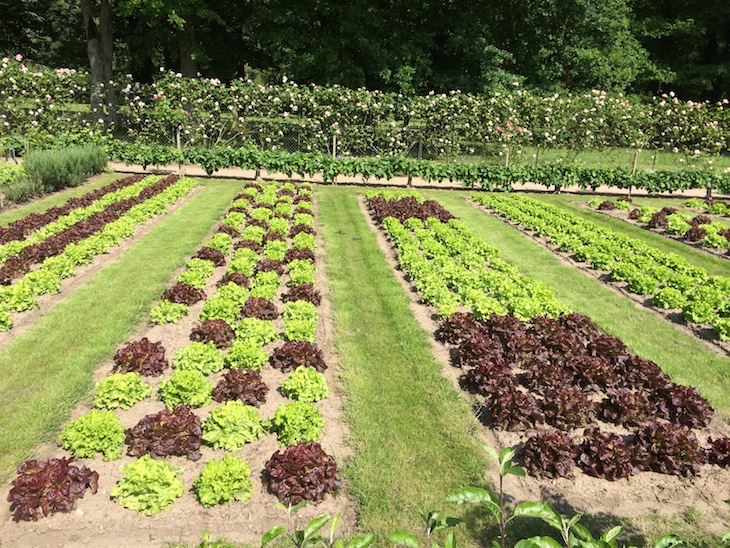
213, 369, 269, 407
282, 283, 322, 306
161, 282, 206, 306
190, 319, 235, 349
113, 338, 169, 376
269, 341, 327, 372
577, 426, 641, 480
125, 404, 202, 461
520, 429, 578, 478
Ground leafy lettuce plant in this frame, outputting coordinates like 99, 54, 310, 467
112, 455, 184, 515
225, 339, 269, 370
272, 401, 325, 446
199, 296, 240, 326
288, 259, 317, 286
194, 454, 253, 507
520, 429, 578, 479
264, 441, 340, 505
281, 366, 330, 402
270, 341, 327, 372
113, 337, 168, 376
93, 372, 153, 410
150, 300, 189, 324
202, 400, 266, 451
158, 370, 213, 410
213, 368, 269, 406
264, 239, 289, 261
172, 341, 225, 375
189, 318, 235, 349
161, 282, 205, 305
206, 232, 233, 255
125, 404, 203, 461
283, 319, 318, 343
7, 457, 99, 521
236, 317, 278, 345
283, 300, 319, 323
60, 409, 125, 461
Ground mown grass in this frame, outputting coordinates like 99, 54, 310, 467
530, 194, 730, 278
432, 191, 730, 419
0, 178, 244, 481
316, 186, 489, 544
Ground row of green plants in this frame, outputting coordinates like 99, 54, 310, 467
6, 179, 340, 523
472, 193, 730, 342
0, 174, 198, 331
2, 56, 729, 158
103, 141, 730, 194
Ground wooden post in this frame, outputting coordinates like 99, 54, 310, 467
632, 148, 641, 175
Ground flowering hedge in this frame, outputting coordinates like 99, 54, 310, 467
1, 57, 729, 161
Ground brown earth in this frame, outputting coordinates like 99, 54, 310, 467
0, 190, 354, 548
358, 195, 730, 538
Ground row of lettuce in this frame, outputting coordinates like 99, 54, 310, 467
7, 180, 341, 521
472, 193, 730, 343
365, 190, 728, 481
0, 173, 199, 331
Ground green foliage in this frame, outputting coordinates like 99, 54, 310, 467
652, 287, 686, 309
158, 370, 213, 410
214, 281, 249, 308
206, 233, 233, 255
284, 319, 318, 343
288, 259, 317, 286
172, 342, 225, 375
701, 232, 728, 249
193, 454, 253, 508
241, 225, 266, 243
199, 296, 240, 326
112, 455, 184, 515
0, 309, 12, 332
222, 211, 246, 229
272, 401, 325, 446
250, 207, 273, 221
283, 300, 319, 323
176, 269, 209, 289
202, 400, 266, 451
184, 258, 216, 277
281, 366, 330, 402
18, 270, 61, 296
264, 239, 289, 261
225, 339, 269, 370
93, 372, 153, 410
150, 300, 189, 324
23, 146, 106, 192
59, 409, 124, 461
293, 232, 316, 251
235, 318, 278, 345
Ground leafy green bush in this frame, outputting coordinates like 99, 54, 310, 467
292, 232, 316, 251
194, 454, 253, 507
206, 233, 233, 255
176, 269, 208, 289
199, 296, 240, 325
272, 401, 325, 446
93, 372, 153, 410
60, 410, 124, 461
150, 301, 189, 324
241, 225, 265, 243
222, 211, 246, 229
702, 232, 729, 249
158, 370, 213, 409
283, 319, 318, 342
283, 300, 319, 323
288, 259, 316, 286
235, 318, 278, 345
280, 366, 329, 402
225, 339, 269, 370
652, 287, 686, 309
214, 281, 249, 307
172, 342, 225, 375
264, 239, 289, 261
18, 270, 61, 296
23, 145, 106, 192
268, 217, 290, 235
293, 213, 314, 227
202, 400, 266, 451
112, 455, 184, 515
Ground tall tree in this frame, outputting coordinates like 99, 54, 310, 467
80, 0, 117, 123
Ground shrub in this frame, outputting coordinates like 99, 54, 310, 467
93, 372, 153, 410
112, 455, 184, 515
60, 410, 124, 461
7, 457, 99, 521
264, 441, 340, 505
23, 145, 106, 192
272, 401, 325, 446
202, 400, 266, 451
125, 404, 202, 461
194, 454, 253, 507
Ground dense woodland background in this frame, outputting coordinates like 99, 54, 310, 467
1, 0, 728, 100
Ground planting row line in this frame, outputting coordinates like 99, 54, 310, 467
364, 190, 728, 481
471, 193, 730, 343
0, 174, 198, 331
7, 180, 341, 522
0, 174, 162, 271
0, 173, 146, 246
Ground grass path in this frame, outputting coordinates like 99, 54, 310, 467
431, 191, 730, 418
0, 179, 244, 480
317, 186, 488, 543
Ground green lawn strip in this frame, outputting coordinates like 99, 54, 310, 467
317, 186, 489, 543
430, 191, 730, 419
531, 194, 730, 277
0, 179, 244, 481
0, 171, 128, 227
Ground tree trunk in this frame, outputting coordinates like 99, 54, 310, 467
179, 19, 198, 77
80, 0, 117, 126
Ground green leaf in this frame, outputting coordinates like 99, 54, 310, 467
389, 532, 420, 547
513, 501, 564, 532
653, 535, 685, 548
261, 526, 287, 547
572, 523, 593, 541
444, 488, 499, 520
514, 537, 564, 548
505, 465, 526, 477
481, 442, 500, 463
347, 534, 375, 548
304, 514, 333, 540
443, 531, 457, 548
602, 526, 623, 543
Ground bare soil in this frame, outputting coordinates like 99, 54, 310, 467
359, 195, 730, 537
0, 191, 354, 548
